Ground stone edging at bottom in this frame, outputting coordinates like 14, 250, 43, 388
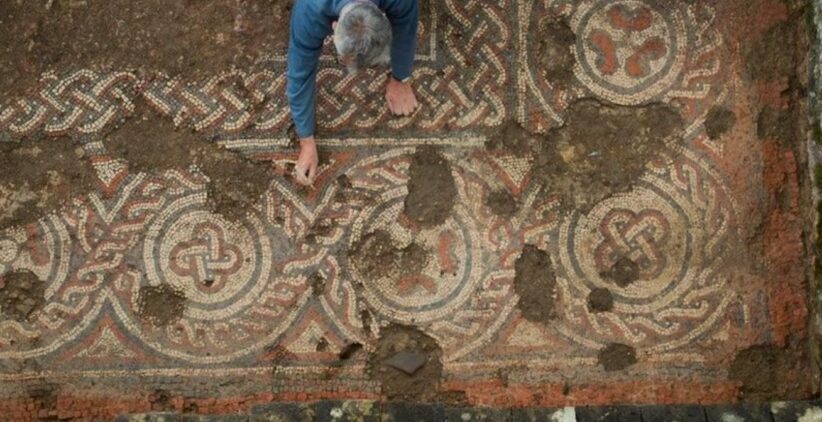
110, 400, 822, 422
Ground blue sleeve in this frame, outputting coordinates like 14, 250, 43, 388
287, 1, 331, 139
384, 0, 419, 80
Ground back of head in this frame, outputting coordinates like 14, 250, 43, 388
334, 1, 392, 72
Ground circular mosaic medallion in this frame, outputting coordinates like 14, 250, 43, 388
550, 151, 739, 351
572, 0, 687, 105
336, 149, 518, 362
348, 188, 483, 324
517, 0, 723, 133
569, 190, 690, 307
143, 203, 272, 321
134, 192, 310, 363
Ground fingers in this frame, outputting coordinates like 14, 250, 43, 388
308, 162, 318, 184
294, 159, 320, 187
294, 164, 311, 186
386, 95, 419, 116
386, 94, 397, 114
394, 100, 409, 116
400, 99, 419, 116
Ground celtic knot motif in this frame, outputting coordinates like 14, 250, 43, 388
542, 149, 740, 351
595, 209, 671, 280
0, 0, 512, 141
0, 70, 139, 139
168, 222, 243, 292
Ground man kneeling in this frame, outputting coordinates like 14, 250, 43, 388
287, 0, 420, 185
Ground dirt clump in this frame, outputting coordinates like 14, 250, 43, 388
309, 273, 326, 297
0, 271, 46, 322
0, 0, 293, 99
485, 121, 541, 154
488, 102, 683, 213
105, 104, 272, 221
513, 245, 558, 323
366, 324, 443, 401
349, 230, 429, 281
729, 344, 812, 401
315, 338, 329, 352
485, 189, 518, 217
534, 100, 683, 211
598, 343, 637, 371
149, 389, 174, 412
305, 218, 337, 245
704, 106, 736, 140
536, 18, 577, 88
338, 342, 363, 360
587, 288, 614, 313
601, 256, 640, 287
403, 147, 457, 227
0, 138, 97, 228
137, 284, 186, 326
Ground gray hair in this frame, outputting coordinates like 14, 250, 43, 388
333, 1, 392, 72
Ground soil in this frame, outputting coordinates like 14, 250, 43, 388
485, 121, 541, 154
485, 189, 519, 217
366, 324, 443, 402
757, 105, 800, 147
729, 344, 812, 401
403, 147, 457, 227
490, 102, 683, 213
746, 14, 806, 153
349, 230, 429, 281
0, 271, 46, 322
338, 342, 363, 360
150, 389, 174, 412
105, 104, 273, 221
309, 273, 326, 297
136, 284, 187, 327
513, 245, 558, 323
597, 343, 637, 372
0, 0, 292, 99
587, 288, 614, 313
746, 21, 797, 82
601, 256, 641, 288
315, 338, 329, 352
536, 18, 577, 89
534, 100, 683, 212
0, 138, 97, 228
704, 106, 736, 140
333, 174, 378, 205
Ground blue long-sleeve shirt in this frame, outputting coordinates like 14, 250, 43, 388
286, 0, 419, 138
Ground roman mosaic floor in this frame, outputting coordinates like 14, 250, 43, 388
0, 0, 816, 420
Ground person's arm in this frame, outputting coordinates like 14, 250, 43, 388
286, 1, 331, 139
384, 0, 419, 81
287, 1, 331, 185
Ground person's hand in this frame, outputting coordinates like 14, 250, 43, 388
294, 137, 318, 186
386, 76, 418, 116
